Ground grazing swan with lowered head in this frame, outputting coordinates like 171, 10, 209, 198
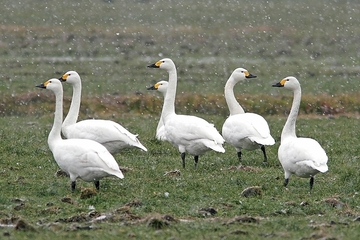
59, 71, 147, 154
147, 58, 225, 168
222, 68, 275, 164
36, 79, 124, 192
147, 80, 168, 141
272, 76, 328, 191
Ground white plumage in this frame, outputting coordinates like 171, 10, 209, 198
36, 79, 124, 192
59, 71, 147, 154
272, 76, 328, 190
147, 80, 168, 141
147, 58, 225, 168
221, 68, 275, 163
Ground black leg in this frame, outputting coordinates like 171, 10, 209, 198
181, 152, 186, 168
309, 177, 314, 191
260, 145, 268, 163
71, 181, 76, 192
284, 178, 289, 187
194, 156, 199, 168
237, 151, 242, 162
94, 181, 100, 190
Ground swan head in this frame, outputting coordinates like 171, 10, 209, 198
36, 78, 63, 92
147, 58, 176, 71
272, 76, 300, 90
59, 70, 81, 85
230, 68, 257, 82
147, 80, 168, 95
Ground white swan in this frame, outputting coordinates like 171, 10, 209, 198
59, 71, 147, 154
147, 80, 168, 141
147, 58, 225, 168
272, 76, 328, 190
222, 68, 275, 164
36, 79, 124, 192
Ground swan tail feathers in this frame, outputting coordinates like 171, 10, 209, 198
249, 136, 275, 146
113, 170, 124, 179
315, 164, 328, 173
204, 141, 225, 153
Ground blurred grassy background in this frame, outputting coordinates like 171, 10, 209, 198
1, 0, 359, 98
0, 0, 359, 119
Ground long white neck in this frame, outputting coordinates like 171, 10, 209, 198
48, 87, 64, 151
281, 88, 301, 140
62, 80, 81, 128
161, 68, 177, 120
224, 77, 245, 115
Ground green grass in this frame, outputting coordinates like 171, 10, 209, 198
1, 114, 360, 239
1, 0, 360, 239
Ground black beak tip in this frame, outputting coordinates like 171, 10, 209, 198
147, 63, 158, 68
246, 74, 257, 79
272, 82, 283, 87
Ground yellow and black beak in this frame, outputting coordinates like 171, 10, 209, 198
59, 73, 68, 82
147, 82, 160, 90
36, 80, 50, 89
272, 79, 287, 87
147, 60, 162, 68
147, 85, 157, 90
245, 72, 257, 79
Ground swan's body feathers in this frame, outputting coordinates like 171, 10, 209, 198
278, 137, 328, 177
222, 113, 275, 151
156, 124, 167, 141
164, 114, 225, 155
52, 139, 124, 182
63, 119, 147, 153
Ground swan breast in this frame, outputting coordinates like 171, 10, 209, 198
278, 137, 328, 176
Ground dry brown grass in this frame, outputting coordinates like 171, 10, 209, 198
3, 91, 359, 119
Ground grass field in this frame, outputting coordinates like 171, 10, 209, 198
1, 0, 360, 239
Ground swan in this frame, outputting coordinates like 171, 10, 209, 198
147, 58, 225, 168
221, 68, 275, 164
59, 71, 147, 154
147, 80, 168, 141
36, 79, 124, 192
272, 76, 328, 190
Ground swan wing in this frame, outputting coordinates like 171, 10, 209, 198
165, 115, 225, 151
63, 119, 147, 151
222, 113, 274, 145
53, 139, 124, 179
279, 137, 328, 173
